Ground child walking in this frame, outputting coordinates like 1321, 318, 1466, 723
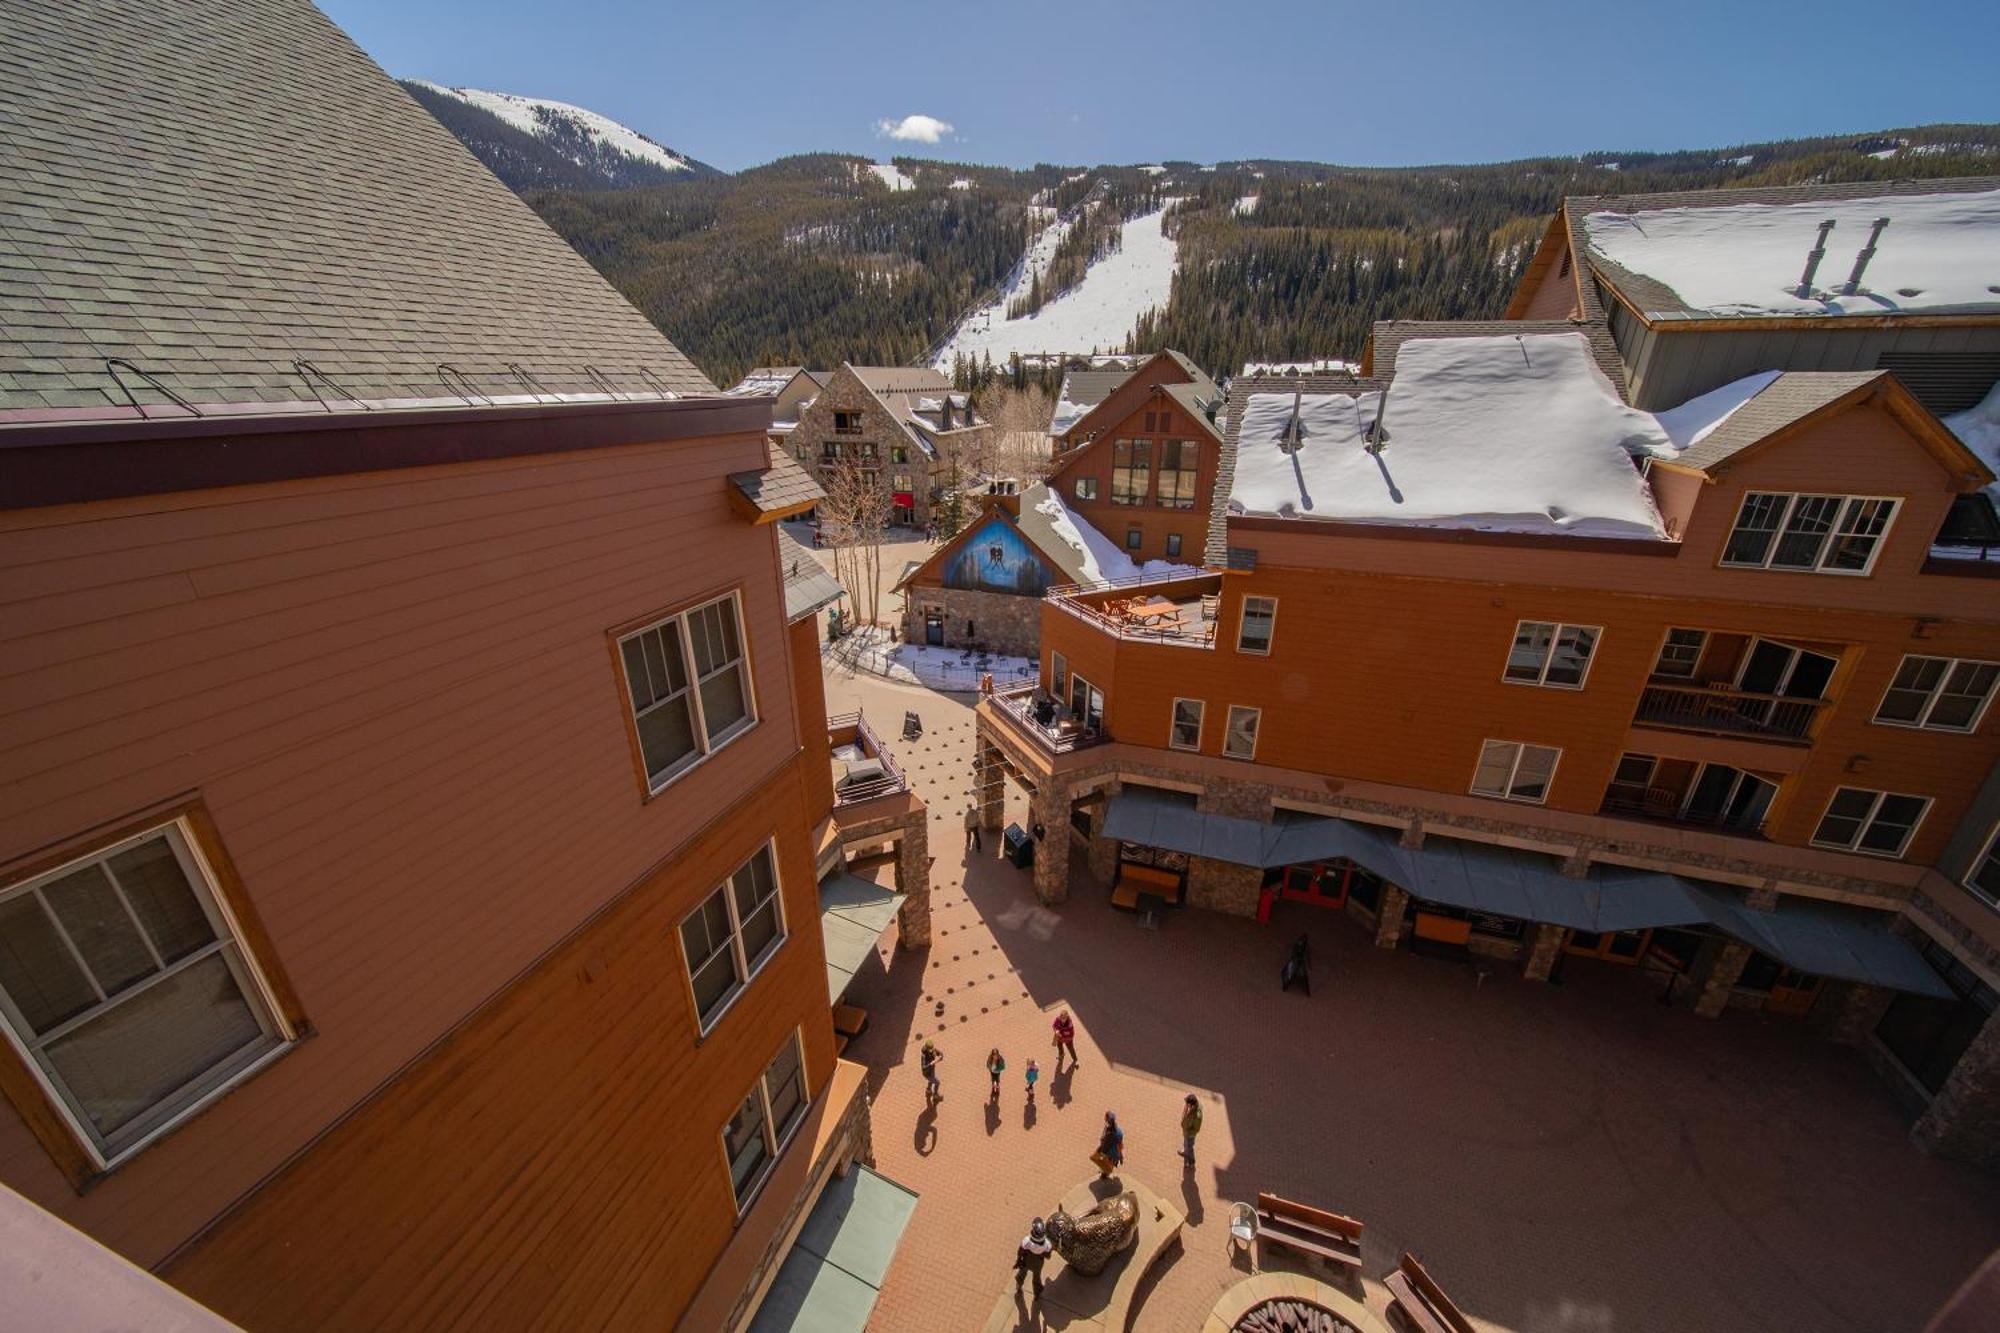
987, 1047, 1006, 1101
1024, 1058, 1040, 1104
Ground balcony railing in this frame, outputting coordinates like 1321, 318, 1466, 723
829, 709, 909, 804
986, 680, 1107, 754
1600, 783, 1767, 837
1632, 683, 1820, 742
1046, 570, 1224, 647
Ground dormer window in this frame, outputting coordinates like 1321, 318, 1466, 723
1720, 492, 1898, 575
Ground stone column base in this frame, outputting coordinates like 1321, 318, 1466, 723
1522, 923, 1566, 981
1374, 885, 1410, 949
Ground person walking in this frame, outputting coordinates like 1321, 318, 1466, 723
1281, 933, 1312, 995
1052, 1010, 1078, 1068
1092, 1111, 1124, 1179
1179, 1093, 1203, 1167
1014, 1218, 1052, 1297
987, 1047, 1006, 1101
964, 802, 981, 851
920, 1041, 944, 1101
1024, 1058, 1040, 1105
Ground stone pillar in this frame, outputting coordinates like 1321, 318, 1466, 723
1185, 857, 1262, 916
1085, 806, 1119, 885
1911, 1007, 2000, 1170
1374, 884, 1410, 949
975, 738, 1005, 832
1030, 783, 1071, 905
1522, 923, 1567, 982
1398, 821, 1425, 850
1689, 936, 1753, 1018
1813, 980, 1894, 1045
893, 812, 931, 949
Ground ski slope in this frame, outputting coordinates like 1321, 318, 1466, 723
934, 203, 1180, 366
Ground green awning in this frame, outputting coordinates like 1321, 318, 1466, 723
747, 1165, 918, 1333
821, 872, 904, 1003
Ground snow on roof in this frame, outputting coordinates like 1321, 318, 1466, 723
1240, 359, 1359, 378
412, 82, 693, 174
1230, 333, 1668, 540
1649, 370, 1780, 456
1583, 187, 2000, 317
1946, 381, 2000, 500
1030, 486, 1202, 584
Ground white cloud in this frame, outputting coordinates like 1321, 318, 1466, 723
875, 113, 955, 144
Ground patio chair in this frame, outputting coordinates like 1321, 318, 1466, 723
1228, 1201, 1258, 1257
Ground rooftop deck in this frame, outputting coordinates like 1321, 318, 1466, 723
1047, 570, 1224, 646
829, 709, 910, 804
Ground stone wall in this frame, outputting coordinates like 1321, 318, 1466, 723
903, 584, 1042, 659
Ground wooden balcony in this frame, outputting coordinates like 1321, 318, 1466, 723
1599, 782, 1768, 838
986, 680, 1107, 754
1632, 683, 1819, 743
1047, 571, 1224, 647
829, 709, 909, 805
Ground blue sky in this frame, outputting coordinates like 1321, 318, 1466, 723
322, 0, 1999, 173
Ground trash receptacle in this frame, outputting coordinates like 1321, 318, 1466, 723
1003, 823, 1035, 869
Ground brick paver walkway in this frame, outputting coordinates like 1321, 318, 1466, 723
822, 665, 2000, 1333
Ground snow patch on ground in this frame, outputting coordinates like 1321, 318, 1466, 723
933, 204, 1181, 365
1138, 164, 1166, 175
1241, 358, 1359, 377
1033, 487, 1203, 584
1229, 333, 1668, 539
1583, 188, 2000, 316
829, 625, 1035, 692
950, 178, 973, 190
866, 162, 914, 191
1233, 195, 1259, 215
411, 82, 693, 174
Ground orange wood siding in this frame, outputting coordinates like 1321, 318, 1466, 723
1515, 246, 1580, 320
0, 430, 820, 1281
1048, 396, 1218, 564
163, 758, 835, 1331
790, 613, 836, 820
1043, 405, 2000, 869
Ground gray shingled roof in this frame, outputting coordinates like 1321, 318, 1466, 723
850, 366, 952, 395
1056, 369, 1135, 411
1567, 176, 2000, 320
0, 0, 715, 415
1370, 320, 1628, 399
1673, 371, 1886, 473
730, 442, 826, 517
1007, 484, 1095, 586
776, 526, 844, 623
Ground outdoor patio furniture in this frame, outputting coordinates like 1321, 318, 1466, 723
1228, 1202, 1258, 1257
902, 711, 923, 740
1255, 1193, 1364, 1272
1384, 1251, 1476, 1333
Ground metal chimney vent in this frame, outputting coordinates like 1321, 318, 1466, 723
1280, 388, 1305, 453
1795, 219, 1837, 298
1841, 217, 1891, 295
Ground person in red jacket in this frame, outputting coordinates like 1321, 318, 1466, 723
1051, 1010, 1078, 1068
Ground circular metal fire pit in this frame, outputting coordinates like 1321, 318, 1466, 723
1231, 1295, 1360, 1333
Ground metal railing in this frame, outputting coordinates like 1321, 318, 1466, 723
1045, 570, 1223, 647
1632, 683, 1819, 742
1600, 783, 1768, 836
829, 709, 909, 805
986, 680, 1107, 754
825, 632, 1037, 693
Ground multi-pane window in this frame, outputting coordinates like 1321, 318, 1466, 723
1223, 706, 1261, 759
1966, 825, 2000, 908
1237, 597, 1277, 655
1111, 440, 1152, 505
1720, 492, 1898, 574
1653, 628, 1706, 678
620, 593, 755, 791
1157, 441, 1199, 510
890, 445, 909, 464
1503, 621, 1599, 688
1075, 477, 1099, 501
1874, 655, 1999, 732
1811, 788, 1930, 858
821, 442, 839, 462
1470, 740, 1561, 804
0, 821, 289, 1165
723, 1029, 811, 1211
679, 843, 784, 1032
1169, 698, 1204, 751
833, 410, 862, 435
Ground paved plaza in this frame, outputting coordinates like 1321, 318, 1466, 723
821, 661, 2000, 1333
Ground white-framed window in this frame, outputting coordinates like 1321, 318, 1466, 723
1810, 788, 1931, 858
1237, 596, 1277, 655
1075, 477, 1098, 501
679, 843, 785, 1034
1719, 492, 1898, 575
1966, 825, 2000, 909
724, 1028, 811, 1213
1223, 705, 1260, 759
1169, 698, 1204, 751
1874, 655, 2000, 733
1470, 740, 1561, 804
618, 592, 756, 793
0, 820, 292, 1168
1652, 628, 1706, 678
1503, 620, 1600, 688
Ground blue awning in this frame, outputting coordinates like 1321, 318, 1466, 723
747, 1165, 919, 1333
1395, 840, 1713, 934
1684, 886, 1955, 999
821, 872, 905, 1004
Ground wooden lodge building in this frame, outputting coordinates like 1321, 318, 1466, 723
975, 178, 2000, 1169
0, 3, 928, 1329
786, 364, 990, 530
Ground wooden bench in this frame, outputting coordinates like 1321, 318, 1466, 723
1254, 1193, 1363, 1271
1384, 1252, 1474, 1333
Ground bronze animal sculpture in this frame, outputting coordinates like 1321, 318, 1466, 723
1045, 1190, 1139, 1276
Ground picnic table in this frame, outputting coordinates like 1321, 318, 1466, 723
1125, 597, 1182, 629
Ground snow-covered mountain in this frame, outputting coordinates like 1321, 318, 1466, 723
402, 80, 720, 190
